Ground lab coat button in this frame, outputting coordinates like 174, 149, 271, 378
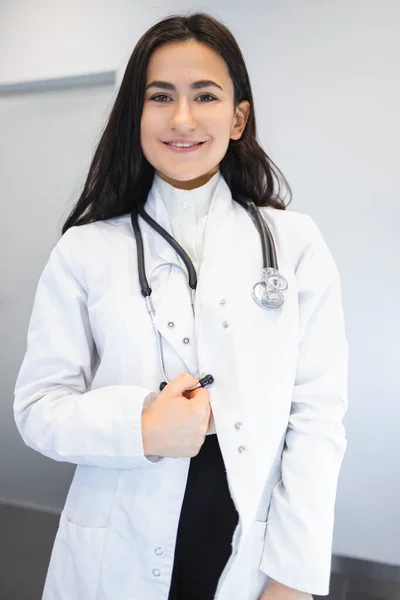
183, 337, 190, 345
238, 445, 247, 453
219, 299, 226, 306
155, 547, 163, 555
234, 422, 243, 430
168, 321, 175, 328
152, 568, 161, 577
222, 321, 230, 328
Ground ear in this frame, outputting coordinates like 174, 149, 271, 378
230, 100, 251, 141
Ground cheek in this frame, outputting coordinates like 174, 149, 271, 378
140, 109, 159, 143
208, 111, 235, 136
208, 114, 233, 140
140, 122, 160, 165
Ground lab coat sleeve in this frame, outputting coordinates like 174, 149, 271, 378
259, 216, 348, 596
13, 227, 163, 469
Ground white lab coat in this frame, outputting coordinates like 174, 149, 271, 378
13, 174, 348, 600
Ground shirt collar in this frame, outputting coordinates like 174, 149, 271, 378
153, 170, 220, 222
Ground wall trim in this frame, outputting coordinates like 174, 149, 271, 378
0, 499, 399, 584
331, 554, 400, 583
0, 70, 116, 96
0, 496, 60, 516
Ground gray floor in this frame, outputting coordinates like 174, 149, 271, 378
0, 503, 399, 599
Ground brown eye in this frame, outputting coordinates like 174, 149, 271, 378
150, 94, 172, 102
195, 94, 216, 102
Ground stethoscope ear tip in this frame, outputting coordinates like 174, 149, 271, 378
159, 374, 214, 392
199, 374, 214, 387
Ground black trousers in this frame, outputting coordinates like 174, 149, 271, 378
168, 433, 239, 600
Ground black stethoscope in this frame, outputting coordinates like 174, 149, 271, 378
130, 195, 288, 392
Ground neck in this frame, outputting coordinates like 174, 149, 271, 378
154, 167, 220, 191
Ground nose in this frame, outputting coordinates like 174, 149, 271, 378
168, 97, 197, 131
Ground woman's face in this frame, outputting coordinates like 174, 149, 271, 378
140, 40, 250, 190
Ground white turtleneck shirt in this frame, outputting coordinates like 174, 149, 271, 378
154, 170, 220, 272
152, 170, 221, 435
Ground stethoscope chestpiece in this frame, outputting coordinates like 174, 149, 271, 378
252, 268, 288, 310
263, 268, 288, 292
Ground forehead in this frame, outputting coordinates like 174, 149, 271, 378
146, 40, 231, 86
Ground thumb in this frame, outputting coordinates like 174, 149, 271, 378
160, 372, 199, 399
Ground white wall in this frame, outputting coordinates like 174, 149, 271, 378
0, 82, 118, 511
1, 0, 399, 565
0, 0, 178, 84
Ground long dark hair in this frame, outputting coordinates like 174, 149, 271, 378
62, 12, 291, 234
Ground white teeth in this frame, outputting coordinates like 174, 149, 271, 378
167, 142, 201, 147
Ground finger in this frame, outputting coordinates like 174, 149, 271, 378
190, 386, 210, 404
162, 372, 200, 397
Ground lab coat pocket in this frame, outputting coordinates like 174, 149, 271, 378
42, 511, 108, 600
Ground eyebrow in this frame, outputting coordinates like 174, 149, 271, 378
145, 80, 223, 92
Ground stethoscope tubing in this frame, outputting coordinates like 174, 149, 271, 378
138, 206, 197, 291
131, 197, 279, 294
130, 194, 287, 389
234, 196, 277, 269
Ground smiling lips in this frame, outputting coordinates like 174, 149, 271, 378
163, 140, 207, 153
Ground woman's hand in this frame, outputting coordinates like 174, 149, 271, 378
141, 373, 211, 458
259, 580, 313, 600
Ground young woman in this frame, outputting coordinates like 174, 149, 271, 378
14, 12, 348, 600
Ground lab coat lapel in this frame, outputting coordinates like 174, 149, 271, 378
195, 177, 288, 523
226, 203, 294, 522
140, 181, 198, 376
198, 175, 285, 389
193, 178, 258, 522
